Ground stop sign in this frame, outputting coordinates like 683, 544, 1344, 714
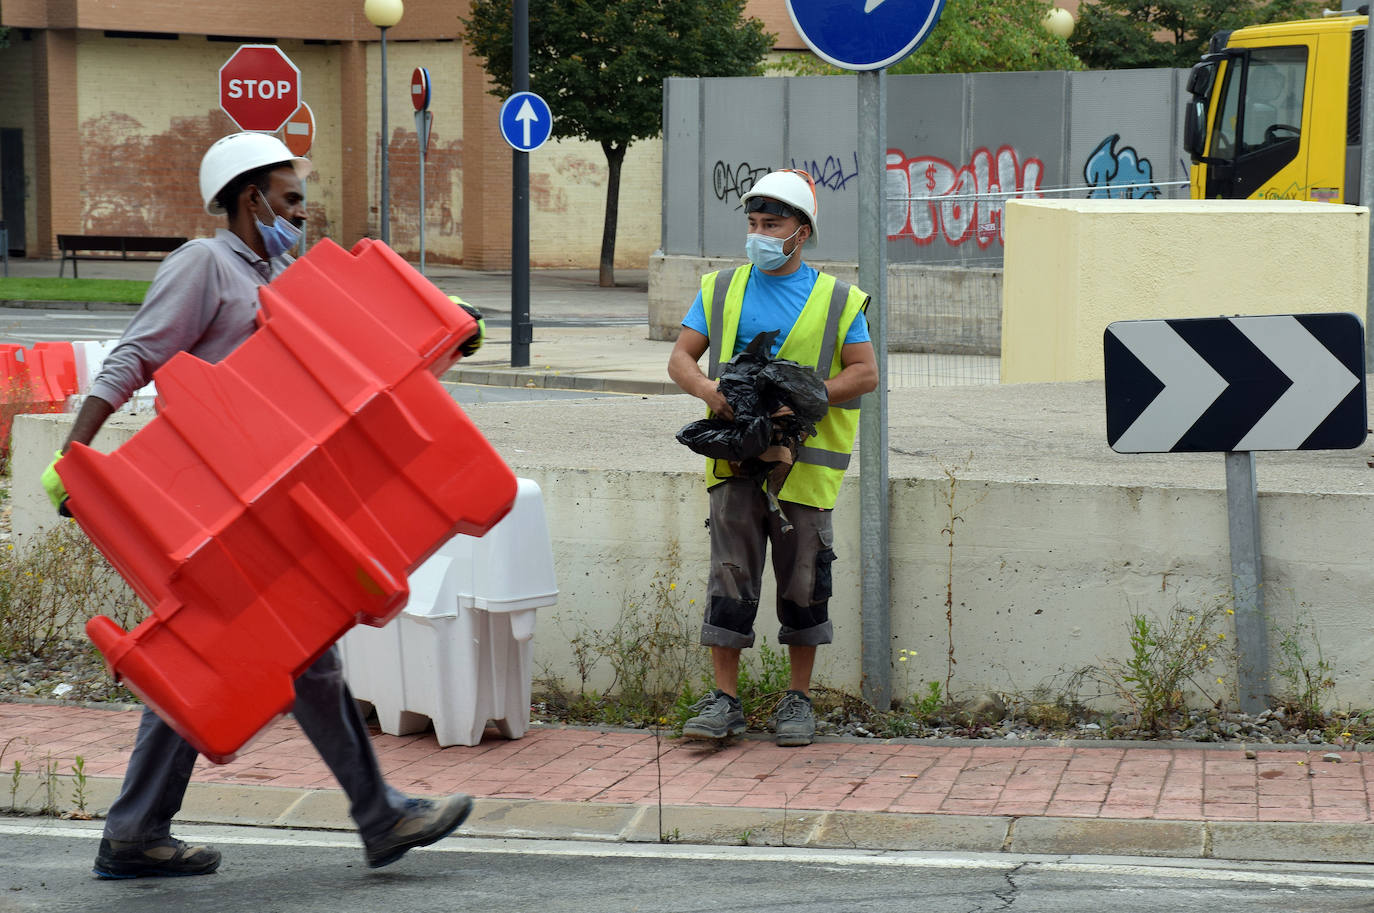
220, 45, 301, 133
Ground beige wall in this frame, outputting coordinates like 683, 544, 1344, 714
15, 407, 1374, 710
1000, 199, 1371, 383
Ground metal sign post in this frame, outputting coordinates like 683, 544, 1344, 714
412, 66, 433, 275
786, 0, 945, 710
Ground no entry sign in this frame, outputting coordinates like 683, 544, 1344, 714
220, 45, 301, 133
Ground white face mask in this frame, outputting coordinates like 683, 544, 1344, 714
745, 225, 802, 271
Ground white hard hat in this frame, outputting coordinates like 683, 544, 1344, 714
741, 169, 819, 239
199, 132, 312, 215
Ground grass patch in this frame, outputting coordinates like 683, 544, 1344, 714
0, 278, 148, 304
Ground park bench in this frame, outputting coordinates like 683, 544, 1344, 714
57, 234, 187, 278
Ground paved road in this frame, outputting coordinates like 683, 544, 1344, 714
3, 820, 1374, 913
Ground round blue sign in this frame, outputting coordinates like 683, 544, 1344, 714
499, 91, 553, 153
786, 0, 946, 71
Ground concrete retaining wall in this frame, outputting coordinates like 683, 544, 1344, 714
15, 397, 1374, 711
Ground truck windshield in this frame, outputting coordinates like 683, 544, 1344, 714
1209, 46, 1308, 159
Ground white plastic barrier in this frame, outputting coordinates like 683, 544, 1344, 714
340, 478, 557, 746
70, 340, 157, 412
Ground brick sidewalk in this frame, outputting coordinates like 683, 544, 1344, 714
3, 702, 1370, 824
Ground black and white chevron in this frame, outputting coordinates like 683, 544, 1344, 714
1105, 313, 1367, 453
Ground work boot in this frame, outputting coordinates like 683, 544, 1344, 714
681, 689, 746, 740
93, 836, 221, 879
364, 793, 473, 868
771, 690, 816, 747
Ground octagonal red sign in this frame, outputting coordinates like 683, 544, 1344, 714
220, 45, 301, 133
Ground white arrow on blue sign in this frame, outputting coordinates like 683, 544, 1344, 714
786, 0, 947, 71
1104, 313, 1367, 453
499, 91, 553, 153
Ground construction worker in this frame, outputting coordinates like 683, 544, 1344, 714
667, 169, 877, 747
42, 132, 480, 878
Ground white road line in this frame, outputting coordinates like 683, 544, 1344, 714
5, 820, 1374, 889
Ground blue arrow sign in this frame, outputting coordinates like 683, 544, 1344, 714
499, 91, 553, 153
786, 0, 946, 71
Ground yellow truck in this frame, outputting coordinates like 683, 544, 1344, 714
1184, 11, 1366, 201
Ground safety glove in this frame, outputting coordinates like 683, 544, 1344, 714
41, 450, 73, 517
449, 296, 486, 357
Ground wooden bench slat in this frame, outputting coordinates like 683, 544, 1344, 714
56, 234, 188, 277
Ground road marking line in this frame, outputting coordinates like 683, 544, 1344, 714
5, 821, 1374, 888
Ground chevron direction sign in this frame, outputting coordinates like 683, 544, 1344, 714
1105, 313, 1367, 453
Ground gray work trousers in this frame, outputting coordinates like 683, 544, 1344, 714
102, 646, 407, 844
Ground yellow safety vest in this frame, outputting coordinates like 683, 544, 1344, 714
700, 264, 870, 510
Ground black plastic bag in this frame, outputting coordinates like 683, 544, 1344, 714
675, 331, 834, 531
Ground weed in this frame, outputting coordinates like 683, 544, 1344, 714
1272, 610, 1334, 731
41, 754, 58, 816
0, 521, 146, 659
660, 827, 681, 843
8, 760, 18, 811
71, 755, 89, 816
1094, 600, 1234, 732
912, 680, 945, 721
535, 541, 707, 729
738, 828, 753, 846
935, 454, 988, 698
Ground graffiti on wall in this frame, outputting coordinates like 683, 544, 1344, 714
1083, 135, 1160, 199
711, 146, 1046, 247
885, 146, 1045, 247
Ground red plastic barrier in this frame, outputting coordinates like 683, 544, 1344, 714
60, 238, 516, 763
0, 342, 77, 451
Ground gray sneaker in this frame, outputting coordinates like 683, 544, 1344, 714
681, 689, 746, 739
364, 794, 473, 868
771, 690, 816, 747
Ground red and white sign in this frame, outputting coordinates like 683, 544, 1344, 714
410, 67, 431, 112
281, 102, 315, 157
219, 45, 301, 133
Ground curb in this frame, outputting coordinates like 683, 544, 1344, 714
6, 773, 1369, 865
441, 366, 680, 396
0, 299, 138, 312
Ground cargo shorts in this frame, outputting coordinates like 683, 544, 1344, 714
700, 479, 836, 649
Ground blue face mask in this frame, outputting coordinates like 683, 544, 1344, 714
254, 190, 303, 259
745, 225, 802, 271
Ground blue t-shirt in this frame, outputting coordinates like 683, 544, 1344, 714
681, 262, 870, 359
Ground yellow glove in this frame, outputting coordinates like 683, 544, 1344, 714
41, 450, 72, 517
449, 295, 486, 357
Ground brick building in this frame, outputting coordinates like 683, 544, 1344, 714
0, 0, 684, 268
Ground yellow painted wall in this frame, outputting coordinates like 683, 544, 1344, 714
1001, 199, 1371, 383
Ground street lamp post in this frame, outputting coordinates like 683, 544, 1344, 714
364, 0, 404, 244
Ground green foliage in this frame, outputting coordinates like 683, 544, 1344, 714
71, 755, 89, 815
463, 0, 773, 147
535, 543, 707, 727
462, 0, 772, 282
1070, 0, 1325, 70
912, 680, 945, 720
1273, 611, 1334, 731
1097, 601, 1234, 732
0, 522, 147, 659
0, 278, 150, 303
772, 0, 1083, 75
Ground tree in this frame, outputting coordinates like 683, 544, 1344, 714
773, 0, 1084, 76
463, 0, 773, 287
1071, 0, 1325, 70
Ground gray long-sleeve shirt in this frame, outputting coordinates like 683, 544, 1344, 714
89, 228, 292, 409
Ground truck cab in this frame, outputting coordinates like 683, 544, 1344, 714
1185, 15, 1365, 202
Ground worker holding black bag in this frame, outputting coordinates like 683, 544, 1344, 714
667, 168, 876, 746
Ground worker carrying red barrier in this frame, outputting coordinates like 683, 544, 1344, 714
40, 131, 504, 880
59, 234, 515, 762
